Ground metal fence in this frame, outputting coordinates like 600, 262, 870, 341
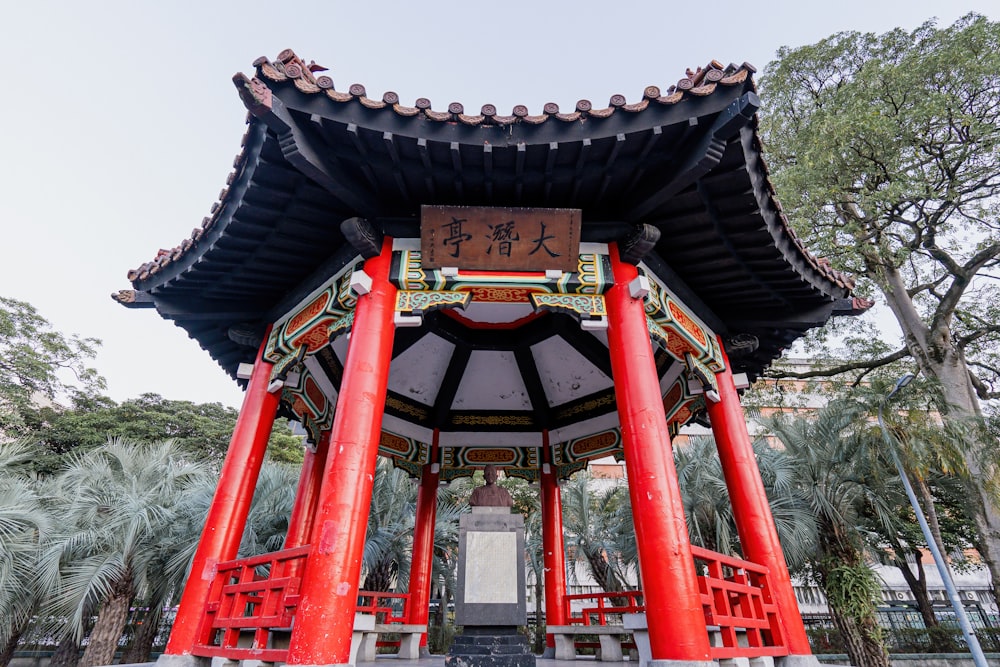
804, 602, 1000, 654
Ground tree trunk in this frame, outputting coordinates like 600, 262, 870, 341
79, 584, 132, 667
815, 528, 889, 667
118, 605, 162, 664
825, 597, 891, 667
913, 476, 948, 560
878, 264, 1000, 611
534, 578, 545, 654
361, 559, 397, 594
894, 550, 938, 629
0, 627, 26, 667
48, 634, 81, 667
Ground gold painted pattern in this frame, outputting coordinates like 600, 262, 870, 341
553, 393, 615, 421
465, 449, 517, 464
668, 299, 708, 347
451, 414, 534, 426
287, 292, 331, 336
385, 396, 430, 420
569, 431, 620, 457
379, 432, 413, 455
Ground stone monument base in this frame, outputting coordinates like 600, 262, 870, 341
445, 626, 536, 667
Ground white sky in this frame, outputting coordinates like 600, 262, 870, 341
1, 1, 995, 410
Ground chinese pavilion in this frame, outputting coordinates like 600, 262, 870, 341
116, 50, 866, 667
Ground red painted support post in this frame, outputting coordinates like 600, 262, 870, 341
605, 245, 712, 663
285, 239, 397, 667
540, 433, 568, 650
705, 342, 813, 655
163, 338, 280, 656
284, 430, 331, 549
406, 435, 440, 651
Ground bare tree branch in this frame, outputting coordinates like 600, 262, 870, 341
764, 348, 911, 380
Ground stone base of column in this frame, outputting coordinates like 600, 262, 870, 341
445, 627, 536, 667
154, 654, 210, 667
775, 655, 822, 667
647, 661, 715, 667
540, 646, 555, 659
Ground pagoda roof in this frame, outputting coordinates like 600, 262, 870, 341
116, 49, 864, 386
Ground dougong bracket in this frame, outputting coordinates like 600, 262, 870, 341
618, 224, 661, 265
341, 217, 384, 259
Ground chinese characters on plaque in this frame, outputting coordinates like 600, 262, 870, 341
421, 206, 581, 273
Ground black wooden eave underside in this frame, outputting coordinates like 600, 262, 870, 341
131, 78, 850, 383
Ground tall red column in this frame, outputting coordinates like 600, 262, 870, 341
705, 342, 812, 655
286, 239, 397, 666
605, 245, 712, 663
284, 430, 331, 549
406, 435, 440, 651
164, 338, 280, 656
540, 434, 568, 650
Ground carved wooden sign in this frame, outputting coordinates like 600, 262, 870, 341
421, 205, 581, 272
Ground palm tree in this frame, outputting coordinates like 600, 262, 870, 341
37, 438, 213, 667
560, 473, 632, 595
362, 458, 421, 593
675, 435, 817, 570
764, 400, 897, 667
0, 440, 53, 667
239, 461, 299, 557
675, 437, 738, 554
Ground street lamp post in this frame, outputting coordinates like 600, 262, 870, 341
877, 373, 988, 667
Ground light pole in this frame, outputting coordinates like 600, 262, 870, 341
877, 373, 988, 667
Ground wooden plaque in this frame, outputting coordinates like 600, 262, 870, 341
421, 205, 581, 272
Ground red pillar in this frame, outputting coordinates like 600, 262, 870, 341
406, 434, 440, 650
705, 342, 812, 655
286, 239, 397, 666
540, 433, 568, 649
284, 430, 331, 549
164, 339, 280, 656
605, 245, 712, 662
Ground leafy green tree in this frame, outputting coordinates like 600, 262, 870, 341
27, 393, 305, 473
0, 297, 103, 434
37, 439, 213, 667
757, 13, 1000, 603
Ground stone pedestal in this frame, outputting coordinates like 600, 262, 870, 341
446, 627, 535, 667
447, 508, 536, 667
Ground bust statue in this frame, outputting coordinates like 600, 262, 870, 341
469, 464, 514, 507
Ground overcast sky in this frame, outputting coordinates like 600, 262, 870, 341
1, 1, 996, 410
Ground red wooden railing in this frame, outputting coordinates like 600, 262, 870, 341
193, 546, 411, 661
356, 590, 411, 649
690, 545, 788, 659
192, 545, 788, 662
194, 545, 310, 661
356, 590, 410, 623
564, 590, 644, 625
562, 548, 788, 660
